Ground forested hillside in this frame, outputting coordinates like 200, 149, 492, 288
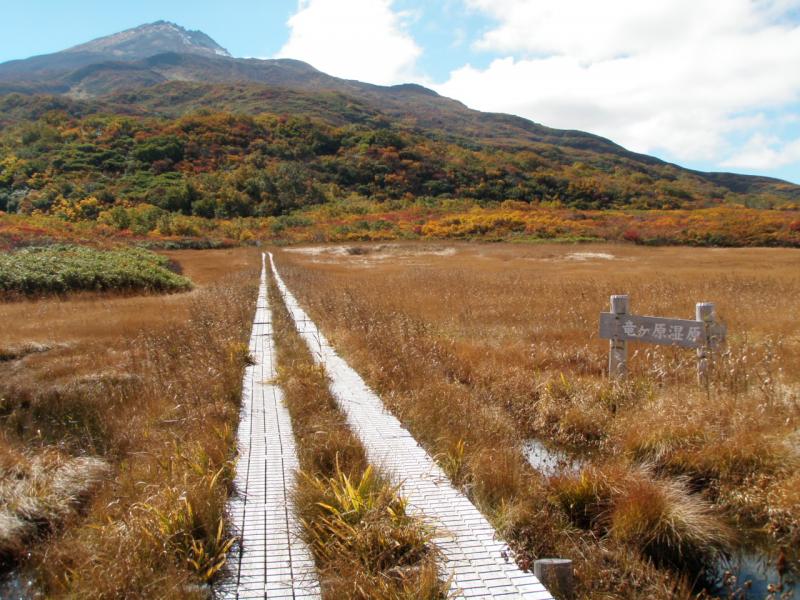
2, 93, 798, 221
1, 21, 799, 249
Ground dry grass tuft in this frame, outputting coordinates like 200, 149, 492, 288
609, 476, 730, 568
466, 446, 529, 510
550, 465, 617, 531
0, 342, 52, 362
0, 449, 110, 558
546, 462, 734, 577
551, 464, 732, 569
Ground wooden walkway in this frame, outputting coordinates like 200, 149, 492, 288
220, 254, 320, 599
269, 253, 553, 600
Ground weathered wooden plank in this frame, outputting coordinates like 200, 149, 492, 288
599, 312, 726, 349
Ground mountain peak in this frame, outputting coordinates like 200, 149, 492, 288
65, 21, 231, 60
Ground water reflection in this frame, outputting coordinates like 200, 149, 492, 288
713, 546, 797, 599
523, 438, 582, 477
0, 571, 36, 600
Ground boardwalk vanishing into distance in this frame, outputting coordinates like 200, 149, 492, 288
268, 253, 554, 600
221, 254, 320, 600
219, 252, 554, 598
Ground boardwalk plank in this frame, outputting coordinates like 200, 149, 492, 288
222, 254, 320, 600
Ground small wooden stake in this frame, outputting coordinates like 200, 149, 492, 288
608, 295, 629, 379
534, 558, 574, 599
696, 302, 714, 386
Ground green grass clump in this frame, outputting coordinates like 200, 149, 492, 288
0, 245, 192, 296
296, 465, 445, 600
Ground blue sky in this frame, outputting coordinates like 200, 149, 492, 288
2, 0, 800, 184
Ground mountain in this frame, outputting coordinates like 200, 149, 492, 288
66, 21, 231, 59
0, 22, 798, 205
0, 21, 230, 90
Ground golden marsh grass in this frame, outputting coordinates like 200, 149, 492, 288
273, 241, 800, 599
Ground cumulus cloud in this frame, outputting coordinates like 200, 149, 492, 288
722, 134, 800, 169
436, 0, 800, 170
277, 0, 421, 85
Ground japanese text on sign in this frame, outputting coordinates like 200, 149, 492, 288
599, 313, 725, 349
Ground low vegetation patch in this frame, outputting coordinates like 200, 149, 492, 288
269, 272, 447, 600
297, 466, 443, 600
0, 244, 192, 296
0, 341, 52, 362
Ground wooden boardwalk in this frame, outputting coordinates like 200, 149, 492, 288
220, 254, 320, 599
269, 253, 553, 600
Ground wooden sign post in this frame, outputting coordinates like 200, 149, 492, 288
608, 295, 629, 379
599, 295, 725, 383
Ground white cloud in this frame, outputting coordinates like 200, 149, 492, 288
722, 134, 800, 169
436, 0, 800, 168
277, 0, 421, 86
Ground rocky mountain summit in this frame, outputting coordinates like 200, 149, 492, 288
65, 20, 232, 60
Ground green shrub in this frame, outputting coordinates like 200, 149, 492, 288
0, 245, 192, 296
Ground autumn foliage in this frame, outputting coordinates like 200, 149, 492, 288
1, 100, 798, 250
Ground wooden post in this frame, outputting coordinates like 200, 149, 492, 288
609, 295, 629, 379
534, 558, 574, 599
696, 302, 714, 385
